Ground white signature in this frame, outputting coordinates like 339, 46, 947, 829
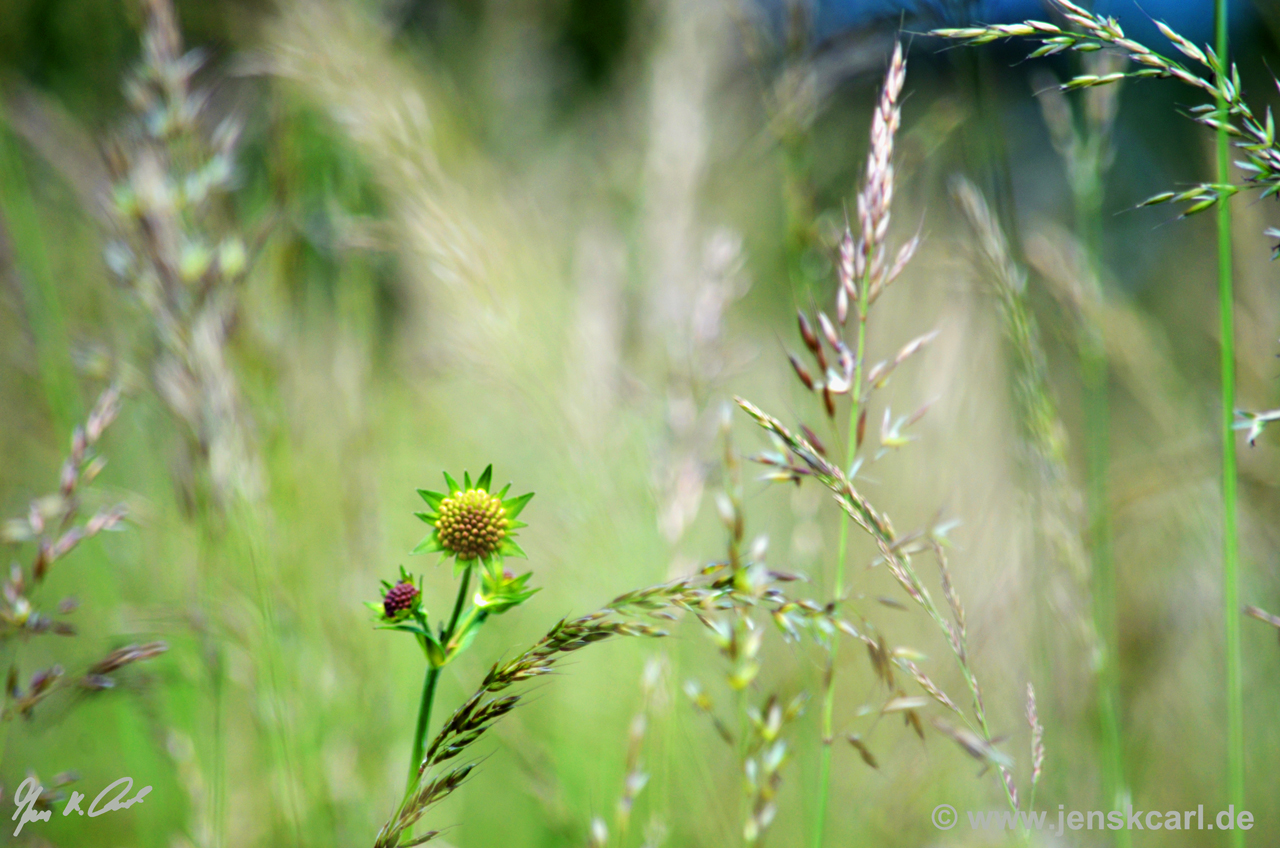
11, 775, 152, 835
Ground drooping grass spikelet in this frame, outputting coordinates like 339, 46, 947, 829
735, 397, 1022, 809
374, 580, 720, 848
1, 386, 169, 739
932, 0, 1280, 233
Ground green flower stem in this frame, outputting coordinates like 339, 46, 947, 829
406, 565, 474, 796
812, 277, 871, 848
1215, 0, 1244, 843
446, 605, 490, 655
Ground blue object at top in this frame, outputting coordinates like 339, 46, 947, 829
807, 0, 1250, 46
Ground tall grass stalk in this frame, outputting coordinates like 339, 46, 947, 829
933, 3, 1280, 837
951, 175, 1088, 818
1070, 119, 1128, 842
1082, 315, 1127, 837
812, 276, 869, 848
236, 511, 305, 847
811, 44, 909, 845
1214, 0, 1244, 843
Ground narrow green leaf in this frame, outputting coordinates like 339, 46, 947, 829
412, 531, 446, 554
418, 489, 446, 510
499, 538, 528, 559
463, 470, 472, 490
374, 622, 430, 636
443, 471, 461, 494
452, 620, 483, 655
503, 492, 535, 519
476, 464, 493, 492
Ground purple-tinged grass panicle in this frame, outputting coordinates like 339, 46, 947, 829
0, 386, 168, 756
102, 0, 263, 509
736, 397, 1024, 814
1027, 683, 1045, 811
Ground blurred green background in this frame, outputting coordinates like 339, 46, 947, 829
2, 0, 1280, 846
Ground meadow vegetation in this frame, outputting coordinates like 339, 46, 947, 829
2, 0, 1280, 846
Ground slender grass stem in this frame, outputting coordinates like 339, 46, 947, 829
407, 566, 473, 795
1082, 328, 1127, 841
1075, 170, 1128, 847
736, 671, 750, 847
1214, 1, 1244, 843
236, 508, 304, 847
812, 279, 871, 848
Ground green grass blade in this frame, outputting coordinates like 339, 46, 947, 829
1215, 0, 1245, 842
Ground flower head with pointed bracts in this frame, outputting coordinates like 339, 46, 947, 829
413, 465, 532, 567
382, 579, 420, 619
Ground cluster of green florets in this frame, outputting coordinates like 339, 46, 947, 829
435, 489, 508, 561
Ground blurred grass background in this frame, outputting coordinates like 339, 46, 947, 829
2, 0, 1280, 846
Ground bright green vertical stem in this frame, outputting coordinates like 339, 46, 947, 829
812, 280, 870, 848
1215, 1, 1244, 844
407, 565, 473, 795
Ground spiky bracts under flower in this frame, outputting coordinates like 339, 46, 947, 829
368, 566, 429, 630
413, 466, 532, 566
474, 565, 538, 614
932, 0, 1280, 229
